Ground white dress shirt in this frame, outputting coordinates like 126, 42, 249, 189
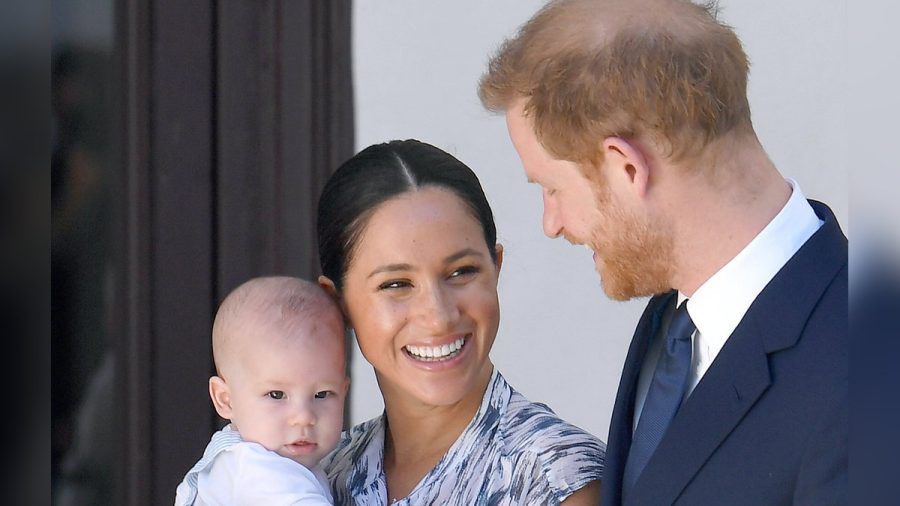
633, 179, 823, 431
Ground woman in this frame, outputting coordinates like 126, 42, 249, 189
317, 140, 604, 505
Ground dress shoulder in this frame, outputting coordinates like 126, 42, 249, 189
501, 390, 606, 503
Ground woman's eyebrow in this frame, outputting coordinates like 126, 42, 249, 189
444, 248, 484, 264
365, 248, 484, 279
367, 263, 413, 279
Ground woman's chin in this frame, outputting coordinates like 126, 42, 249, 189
407, 375, 486, 408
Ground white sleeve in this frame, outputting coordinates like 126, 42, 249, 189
173, 476, 193, 505
199, 442, 333, 505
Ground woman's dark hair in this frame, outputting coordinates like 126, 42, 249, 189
317, 139, 498, 290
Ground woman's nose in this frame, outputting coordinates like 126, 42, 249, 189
414, 285, 458, 331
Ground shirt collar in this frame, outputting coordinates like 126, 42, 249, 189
351, 368, 510, 499
426, 368, 510, 478
682, 179, 824, 354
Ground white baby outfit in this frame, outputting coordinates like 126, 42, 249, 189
175, 424, 333, 505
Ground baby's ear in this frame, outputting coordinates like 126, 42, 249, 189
208, 376, 233, 419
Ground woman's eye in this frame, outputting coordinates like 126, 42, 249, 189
314, 391, 331, 399
449, 266, 480, 279
378, 280, 411, 291
267, 391, 285, 400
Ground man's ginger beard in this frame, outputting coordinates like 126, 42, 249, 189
584, 182, 675, 301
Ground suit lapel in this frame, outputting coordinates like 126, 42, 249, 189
628, 315, 771, 505
604, 291, 676, 506
626, 201, 847, 505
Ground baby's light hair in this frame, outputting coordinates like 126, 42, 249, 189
211, 276, 344, 377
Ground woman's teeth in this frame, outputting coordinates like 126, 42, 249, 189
405, 338, 466, 361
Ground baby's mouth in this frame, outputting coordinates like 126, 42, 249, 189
285, 440, 318, 454
403, 336, 468, 362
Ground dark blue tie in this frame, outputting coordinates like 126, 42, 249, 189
623, 301, 696, 496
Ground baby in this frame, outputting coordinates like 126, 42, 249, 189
175, 276, 348, 505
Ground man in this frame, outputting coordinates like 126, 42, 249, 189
479, 0, 847, 504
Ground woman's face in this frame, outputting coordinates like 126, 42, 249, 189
340, 186, 501, 409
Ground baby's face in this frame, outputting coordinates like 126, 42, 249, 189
225, 320, 347, 468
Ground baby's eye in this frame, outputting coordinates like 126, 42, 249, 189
267, 391, 285, 400
314, 391, 332, 399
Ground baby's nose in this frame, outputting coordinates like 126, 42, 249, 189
290, 401, 317, 426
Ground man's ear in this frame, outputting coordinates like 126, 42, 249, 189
209, 376, 233, 420
601, 136, 651, 198
494, 243, 504, 273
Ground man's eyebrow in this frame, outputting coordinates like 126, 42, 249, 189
367, 263, 412, 279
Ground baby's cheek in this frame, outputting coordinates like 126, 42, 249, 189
237, 413, 282, 451
322, 413, 344, 451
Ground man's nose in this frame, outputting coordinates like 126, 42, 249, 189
542, 190, 563, 238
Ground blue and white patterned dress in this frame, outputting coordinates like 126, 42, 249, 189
322, 369, 605, 505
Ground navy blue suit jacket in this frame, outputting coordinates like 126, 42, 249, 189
601, 201, 848, 505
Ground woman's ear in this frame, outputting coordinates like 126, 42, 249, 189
318, 275, 338, 298
209, 376, 233, 420
319, 274, 352, 327
494, 243, 504, 273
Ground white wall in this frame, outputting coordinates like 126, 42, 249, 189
350, 0, 849, 440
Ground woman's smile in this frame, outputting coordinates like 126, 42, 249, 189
404, 335, 468, 361
402, 334, 472, 371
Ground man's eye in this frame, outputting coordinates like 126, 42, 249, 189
314, 391, 331, 399
267, 391, 285, 400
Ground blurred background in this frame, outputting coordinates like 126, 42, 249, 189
47, 0, 895, 505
